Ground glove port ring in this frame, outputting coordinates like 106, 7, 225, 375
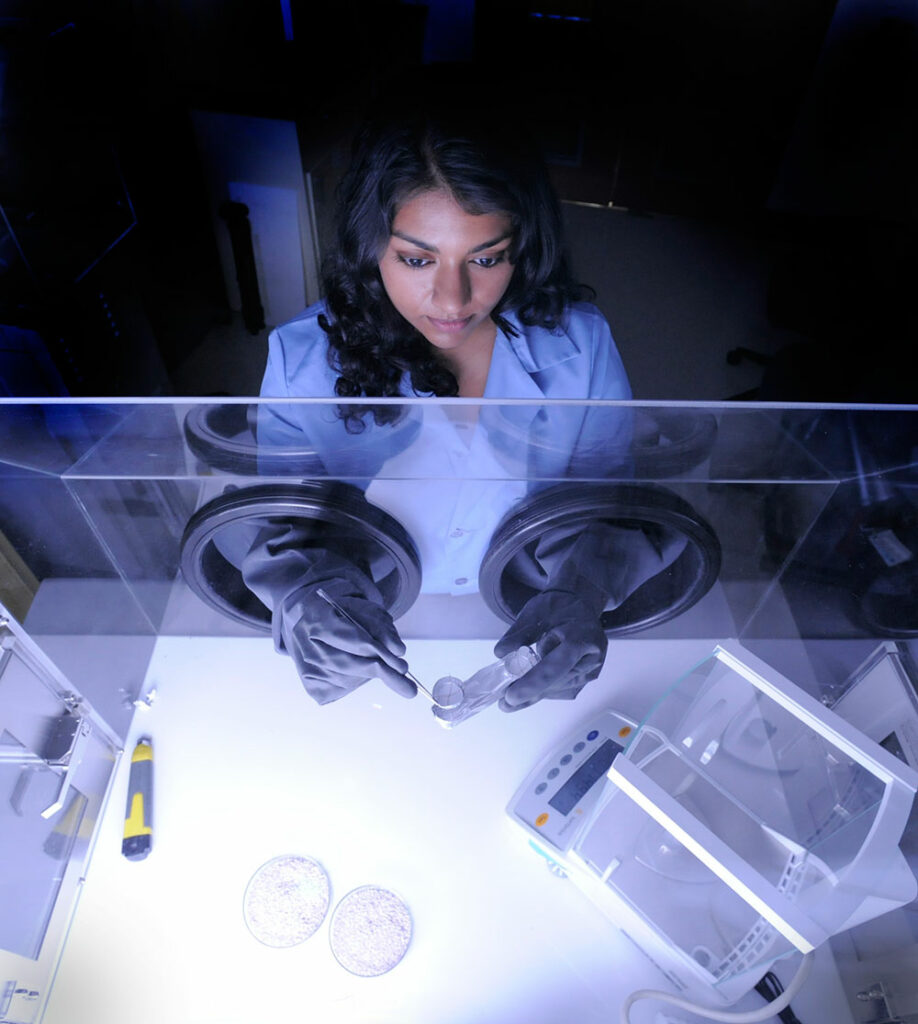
180, 482, 422, 630
479, 483, 721, 637
183, 404, 325, 475
182, 403, 419, 476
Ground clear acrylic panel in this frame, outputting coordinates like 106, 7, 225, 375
0, 403, 127, 476
0, 397, 913, 700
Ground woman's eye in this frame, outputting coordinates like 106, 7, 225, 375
398, 255, 431, 269
474, 253, 507, 269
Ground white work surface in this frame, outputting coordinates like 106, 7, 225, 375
44, 637, 854, 1024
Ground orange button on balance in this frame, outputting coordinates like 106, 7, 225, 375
535, 812, 549, 828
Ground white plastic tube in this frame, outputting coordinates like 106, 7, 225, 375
619, 950, 814, 1024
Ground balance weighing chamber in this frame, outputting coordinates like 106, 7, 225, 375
509, 641, 918, 1008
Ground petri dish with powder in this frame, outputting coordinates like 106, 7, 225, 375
243, 854, 331, 948
329, 885, 413, 976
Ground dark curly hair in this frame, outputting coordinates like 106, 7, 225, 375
320, 88, 588, 429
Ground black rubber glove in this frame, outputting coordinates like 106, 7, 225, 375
241, 520, 414, 705
493, 517, 688, 711
277, 575, 414, 704
494, 588, 608, 712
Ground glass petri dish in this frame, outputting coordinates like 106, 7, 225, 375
329, 885, 412, 977
243, 854, 331, 948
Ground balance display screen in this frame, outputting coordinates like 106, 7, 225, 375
549, 739, 622, 816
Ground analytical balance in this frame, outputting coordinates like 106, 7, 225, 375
508, 641, 918, 1008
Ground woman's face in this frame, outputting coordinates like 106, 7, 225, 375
377, 189, 515, 362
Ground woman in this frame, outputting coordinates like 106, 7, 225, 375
260, 95, 630, 417
250, 92, 635, 712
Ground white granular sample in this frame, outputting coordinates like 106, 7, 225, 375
243, 855, 330, 947
329, 885, 412, 976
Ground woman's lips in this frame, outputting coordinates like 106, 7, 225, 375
428, 315, 473, 333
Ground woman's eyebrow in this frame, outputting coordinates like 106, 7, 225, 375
469, 231, 513, 253
391, 230, 513, 254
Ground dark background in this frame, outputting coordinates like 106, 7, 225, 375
0, 0, 915, 398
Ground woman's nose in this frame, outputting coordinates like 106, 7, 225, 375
433, 264, 471, 313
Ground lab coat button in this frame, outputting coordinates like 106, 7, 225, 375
450, 529, 465, 538
454, 577, 468, 586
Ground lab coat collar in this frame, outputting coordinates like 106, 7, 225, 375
484, 309, 581, 400
502, 309, 581, 372
405, 309, 580, 400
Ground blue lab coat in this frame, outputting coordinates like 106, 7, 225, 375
260, 299, 631, 404
250, 300, 636, 595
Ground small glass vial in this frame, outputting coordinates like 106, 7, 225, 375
432, 646, 541, 727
